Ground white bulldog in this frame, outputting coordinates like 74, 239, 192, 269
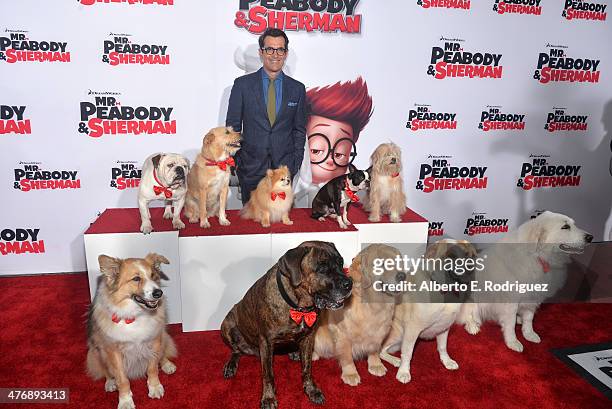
138, 153, 190, 234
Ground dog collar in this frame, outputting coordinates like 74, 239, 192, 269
344, 177, 360, 203
271, 191, 286, 201
537, 257, 550, 273
275, 269, 317, 327
152, 169, 173, 198
205, 156, 235, 171
391, 172, 400, 178
111, 313, 135, 325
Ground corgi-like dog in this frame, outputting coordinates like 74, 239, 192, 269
87, 253, 177, 409
240, 165, 294, 227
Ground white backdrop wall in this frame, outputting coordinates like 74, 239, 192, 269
1, 0, 611, 275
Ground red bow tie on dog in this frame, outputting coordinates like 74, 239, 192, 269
152, 169, 173, 198
271, 192, 286, 201
206, 157, 235, 171
111, 313, 135, 324
289, 309, 317, 327
344, 178, 360, 202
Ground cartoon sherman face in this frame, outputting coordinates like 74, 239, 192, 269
306, 77, 373, 185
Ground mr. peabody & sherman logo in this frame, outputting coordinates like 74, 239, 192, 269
13, 162, 81, 192
464, 212, 509, 236
534, 45, 601, 84
234, 0, 362, 34
1, 105, 31, 135
562, 1, 607, 21
110, 161, 142, 190
416, 156, 488, 193
544, 107, 588, 132
493, 0, 543, 15
428, 37, 503, 80
517, 155, 582, 191
0, 30, 70, 64
78, 92, 175, 138
102, 34, 170, 66
0, 228, 45, 256
478, 106, 526, 132
406, 104, 458, 131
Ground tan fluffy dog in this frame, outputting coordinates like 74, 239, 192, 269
380, 239, 478, 384
240, 166, 294, 227
364, 143, 407, 222
87, 254, 177, 409
185, 126, 241, 228
313, 244, 405, 386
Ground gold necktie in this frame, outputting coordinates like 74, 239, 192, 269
267, 78, 276, 126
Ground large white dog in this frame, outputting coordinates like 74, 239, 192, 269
457, 211, 593, 352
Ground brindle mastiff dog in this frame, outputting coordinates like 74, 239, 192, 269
221, 241, 353, 409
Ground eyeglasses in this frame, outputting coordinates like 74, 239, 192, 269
261, 47, 287, 56
308, 134, 357, 167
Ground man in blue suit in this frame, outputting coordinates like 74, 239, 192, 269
226, 28, 306, 204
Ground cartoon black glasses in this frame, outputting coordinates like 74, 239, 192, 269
308, 134, 357, 167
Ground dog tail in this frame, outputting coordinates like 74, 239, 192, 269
240, 202, 254, 220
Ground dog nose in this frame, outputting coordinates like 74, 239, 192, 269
152, 289, 163, 299
396, 271, 406, 282
340, 278, 352, 292
585, 233, 593, 243
175, 166, 185, 176
390, 157, 397, 164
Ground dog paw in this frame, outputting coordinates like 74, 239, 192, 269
163, 211, 172, 220
396, 370, 412, 384
161, 360, 176, 375
523, 331, 541, 344
338, 223, 348, 229
317, 217, 326, 222
147, 382, 164, 399
381, 354, 401, 368
172, 219, 185, 229
441, 357, 459, 370
262, 222, 271, 228
140, 223, 153, 234
223, 360, 238, 378
105, 378, 117, 392
188, 216, 198, 224
390, 215, 401, 223
341, 372, 361, 386
283, 220, 294, 225
345, 220, 352, 226
200, 219, 211, 229
117, 392, 135, 409
464, 322, 481, 335
368, 216, 381, 223
305, 387, 325, 405
506, 339, 524, 353
260, 397, 278, 409
368, 363, 387, 377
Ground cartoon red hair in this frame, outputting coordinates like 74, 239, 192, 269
306, 77, 373, 142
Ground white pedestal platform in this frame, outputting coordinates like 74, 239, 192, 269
84, 205, 429, 331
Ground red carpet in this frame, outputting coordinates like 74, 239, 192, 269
0, 273, 610, 408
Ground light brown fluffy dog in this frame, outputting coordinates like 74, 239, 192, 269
87, 254, 177, 409
185, 126, 241, 228
364, 143, 407, 222
240, 166, 294, 227
380, 239, 478, 384
313, 244, 405, 386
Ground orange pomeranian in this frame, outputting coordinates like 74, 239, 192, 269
240, 166, 294, 227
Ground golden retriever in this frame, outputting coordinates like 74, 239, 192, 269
184, 126, 241, 228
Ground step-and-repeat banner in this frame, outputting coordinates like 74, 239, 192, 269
1, 1, 611, 275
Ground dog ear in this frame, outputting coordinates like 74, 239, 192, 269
203, 130, 215, 146
348, 164, 357, 173
278, 246, 310, 287
358, 251, 374, 289
145, 253, 170, 280
266, 169, 274, 178
98, 255, 122, 288
152, 154, 163, 169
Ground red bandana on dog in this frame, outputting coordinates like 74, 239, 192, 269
206, 157, 235, 171
391, 172, 400, 178
344, 178, 360, 203
289, 309, 317, 327
153, 169, 173, 198
111, 313, 135, 324
271, 191, 286, 201
537, 257, 550, 273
